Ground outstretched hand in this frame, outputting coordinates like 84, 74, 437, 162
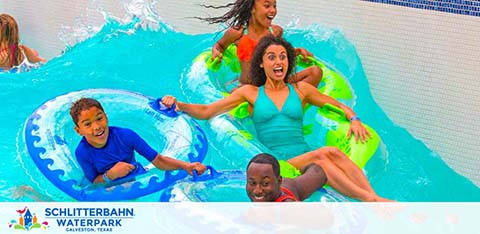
347, 120, 372, 143
161, 95, 177, 109
185, 162, 207, 176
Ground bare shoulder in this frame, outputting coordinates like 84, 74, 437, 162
281, 178, 296, 189
271, 24, 283, 37
281, 179, 301, 198
235, 84, 258, 95
291, 81, 320, 102
233, 85, 258, 102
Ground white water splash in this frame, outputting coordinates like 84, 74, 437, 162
59, 0, 170, 49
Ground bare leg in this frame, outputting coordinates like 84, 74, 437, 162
287, 149, 392, 201
288, 151, 374, 201
321, 148, 394, 201
289, 66, 322, 87
239, 62, 252, 85
320, 147, 376, 194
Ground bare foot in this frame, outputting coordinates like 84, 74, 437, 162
373, 196, 396, 202
362, 193, 395, 202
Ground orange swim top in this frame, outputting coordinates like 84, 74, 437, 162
236, 26, 273, 62
275, 186, 298, 202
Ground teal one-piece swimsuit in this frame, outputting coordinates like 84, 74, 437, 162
252, 84, 311, 159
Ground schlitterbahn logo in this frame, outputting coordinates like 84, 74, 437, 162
45, 207, 135, 232
8, 206, 49, 231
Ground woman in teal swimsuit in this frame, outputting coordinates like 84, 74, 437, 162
162, 35, 390, 202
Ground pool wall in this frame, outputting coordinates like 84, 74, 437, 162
3, 0, 479, 186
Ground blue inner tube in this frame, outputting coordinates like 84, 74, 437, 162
23, 88, 208, 201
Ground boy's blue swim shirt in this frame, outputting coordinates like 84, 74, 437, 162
75, 126, 158, 182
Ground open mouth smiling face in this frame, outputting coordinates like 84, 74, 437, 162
75, 107, 109, 148
246, 163, 282, 202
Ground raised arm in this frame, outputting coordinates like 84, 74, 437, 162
286, 163, 327, 201
162, 85, 252, 119
211, 27, 243, 62
299, 82, 371, 142
19, 44, 47, 63
151, 154, 206, 176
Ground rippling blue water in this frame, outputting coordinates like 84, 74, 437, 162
0, 9, 478, 201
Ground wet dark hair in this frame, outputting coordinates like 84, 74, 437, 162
195, 0, 255, 29
247, 153, 280, 178
249, 35, 296, 86
69, 98, 104, 126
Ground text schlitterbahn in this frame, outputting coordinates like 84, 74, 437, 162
45, 208, 135, 232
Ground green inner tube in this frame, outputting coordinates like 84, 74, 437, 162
279, 160, 302, 179
196, 44, 380, 169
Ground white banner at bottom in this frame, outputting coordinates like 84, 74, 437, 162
0, 202, 477, 234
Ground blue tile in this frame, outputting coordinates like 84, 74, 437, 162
361, 0, 480, 17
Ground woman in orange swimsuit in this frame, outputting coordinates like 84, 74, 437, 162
0, 14, 46, 72
197, 0, 322, 87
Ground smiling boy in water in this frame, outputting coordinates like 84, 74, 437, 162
70, 97, 206, 184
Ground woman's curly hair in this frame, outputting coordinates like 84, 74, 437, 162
249, 35, 296, 86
